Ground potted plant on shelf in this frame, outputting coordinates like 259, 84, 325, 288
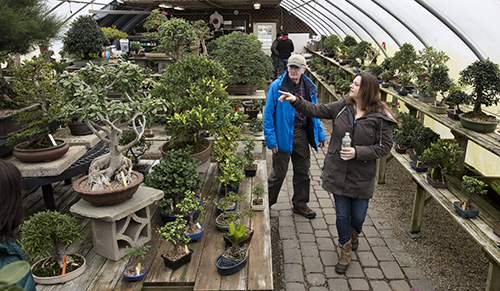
142, 9, 167, 50
101, 26, 128, 47
8, 56, 68, 163
397, 72, 413, 96
62, 15, 109, 67
129, 42, 145, 58
215, 222, 250, 276
453, 176, 488, 219
427, 66, 451, 114
144, 148, 202, 224
251, 180, 266, 211
444, 80, 470, 120
216, 154, 246, 197
419, 139, 464, 188
407, 126, 440, 162
241, 99, 264, 119
417, 46, 449, 82
156, 17, 198, 62
57, 60, 162, 205
322, 34, 341, 58
158, 218, 192, 270
215, 194, 256, 232
122, 244, 150, 281
176, 190, 204, 242
208, 31, 273, 95
19, 210, 85, 284
192, 20, 212, 56
119, 130, 153, 176
457, 59, 500, 133
393, 112, 422, 153
242, 138, 257, 177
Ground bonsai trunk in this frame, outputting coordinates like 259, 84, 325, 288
473, 87, 483, 116
51, 242, 67, 268
467, 193, 473, 208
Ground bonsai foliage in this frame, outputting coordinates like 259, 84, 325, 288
349, 41, 378, 66
145, 148, 201, 215
143, 9, 168, 44
419, 139, 463, 183
129, 42, 144, 54
216, 154, 246, 193
242, 138, 256, 167
0, 0, 63, 64
63, 15, 109, 60
393, 112, 422, 146
210, 31, 273, 86
392, 43, 419, 74
342, 35, 358, 48
158, 218, 190, 255
458, 59, 500, 117
252, 180, 266, 206
445, 80, 470, 114
20, 210, 83, 268
222, 222, 250, 261
58, 60, 162, 190
176, 190, 203, 230
124, 244, 150, 260
417, 46, 449, 75
408, 126, 440, 157
8, 56, 63, 147
0, 261, 30, 291
101, 26, 128, 40
212, 125, 242, 164
322, 34, 341, 57
461, 176, 488, 211
192, 20, 212, 56
119, 131, 152, 165
157, 17, 198, 61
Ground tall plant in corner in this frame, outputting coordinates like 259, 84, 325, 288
63, 15, 109, 60
58, 60, 164, 191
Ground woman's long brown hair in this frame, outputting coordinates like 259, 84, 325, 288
0, 160, 24, 243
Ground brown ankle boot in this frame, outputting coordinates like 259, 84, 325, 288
335, 239, 352, 274
351, 227, 359, 251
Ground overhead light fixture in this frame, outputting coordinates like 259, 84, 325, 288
159, 4, 173, 8
254, 2, 260, 9
174, 6, 185, 10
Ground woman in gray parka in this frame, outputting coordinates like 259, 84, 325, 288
278, 72, 399, 274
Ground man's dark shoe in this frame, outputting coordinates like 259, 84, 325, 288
293, 205, 316, 219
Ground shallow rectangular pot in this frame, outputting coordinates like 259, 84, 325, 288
161, 248, 193, 270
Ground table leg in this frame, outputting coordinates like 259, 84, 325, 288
486, 259, 500, 291
42, 184, 56, 210
409, 183, 426, 234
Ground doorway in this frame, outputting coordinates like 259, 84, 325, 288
253, 22, 277, 55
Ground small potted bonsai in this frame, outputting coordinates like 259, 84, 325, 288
62, 15, 109, 67
158, 218, 192, 270
129, 42, 145, 58
19, 210, 85, 284
242, 138, 257, 177
241, 99, 264, 119
216, 222, 251, 275
248, 119, 263, 136
419, 139, 464, 188
215, 193, 245, 232
122, 244, 150, 281
176, 190, 204, 242
144, 148, 202, 223
457, 59, 500, 133
407, 126, 440, 162
393, 112, 422, 153
216, 154, 246, 197
444, 81, 470, 120
454, 176, 488, 219
251, 180, 266, 212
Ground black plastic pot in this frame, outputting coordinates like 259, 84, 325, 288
162, 248, 193, 270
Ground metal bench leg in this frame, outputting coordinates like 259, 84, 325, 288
409, 183, 426, 234
42, 184, 56, 211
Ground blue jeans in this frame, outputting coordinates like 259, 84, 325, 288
333, 194, 369, 245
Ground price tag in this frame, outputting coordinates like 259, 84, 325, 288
48, 134, 57, 146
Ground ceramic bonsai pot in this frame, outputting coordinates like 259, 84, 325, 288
220, 184, 239, 195
225, 84, 258, 95
216, 197, 237, 215
72, 171, 143, 206
214, 248, 249, 276
394, 144, 408, 154
215, 213, 240, 232
459, 114, 499, 133
447, 109, 460, 121
187, 224, 204, 242
244, 168, 257, 177
162, 248, 193, 270
409, 161, 428, 172
381, 83, 390, 88
453, 201, 479, 219
123, 266, 146, 281
428, 104, 448, 114
32, 254, 86, 284
426, 174, 448, 188
13, 138, 69, 163
252, 198, 265, 211
68, 122, 93, 136
161, 140, 211, 164
159, 194, 203, 223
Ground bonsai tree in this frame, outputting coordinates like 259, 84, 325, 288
392, 43, 419, 75
222, 222, 250, 262
19, 211, 83, 273
445, 80, 470, 115
242, 138, 256, 171
460, 176, 488, 211
101, 26, 128, 40
129, 42, 145, 55
158, 218, 191, 260
393, 112, 422, 147
252, 180, 266, 207
145, 148, 201, 215
57, 60, 162, 191
123, 244, 150, 277
209, 31, 273, 86
342, 35, 358, 48
216, 193, 255, 228
216, 154, 246, 197
322, 34, 341, 57
398, 72, 414, 91
7, 56, 63, 148
417, 46, 449, 75
142, 9, 168, 45
212, 125, 242, 164
349, 41, 378, 66
192, 20, 212, 56
63, 15, 109, 60
408, 126, 440, 158
419, 139, 464, 183
156, 17, 198, 61
458, 59, 500, 118
176, 190, 204, 234
248, 119, 263, 134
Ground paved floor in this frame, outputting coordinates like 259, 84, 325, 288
269, 132, 435, 291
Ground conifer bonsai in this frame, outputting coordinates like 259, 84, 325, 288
63, 15, 109, 60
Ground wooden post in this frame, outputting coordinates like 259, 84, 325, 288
486, 260, 500, 291
409, 183, 426, 234
377, 153, 391, 185
451, 129, 468, 177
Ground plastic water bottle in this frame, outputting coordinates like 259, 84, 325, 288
341, 132, 351, 160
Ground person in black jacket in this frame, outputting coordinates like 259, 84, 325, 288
277, 30, 294, 76
271, 33, 282, 79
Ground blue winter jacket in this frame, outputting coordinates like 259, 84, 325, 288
0, 239, 37, 291
263, 72, 326, 153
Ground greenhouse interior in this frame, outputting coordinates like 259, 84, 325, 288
1, 0, 500, 290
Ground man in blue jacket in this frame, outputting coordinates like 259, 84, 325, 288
264, 54, 326, 219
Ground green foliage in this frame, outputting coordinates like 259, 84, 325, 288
398, 72, 414, 89
392, 43, 419, 74
248, 118, 263, 133
216, 154, 246, 191
458, 58, 500, 116
222, 222, 249, 253
192, 20, 212, 56
242, 138, 256, 165
308, 57, 323, 70
417, 46, 449, 74
20, 210, 83, 265
158, 218, 190, 252
461, 176, 488, 206
129, 42, 144, 54
63, 15, 109, 60
408, 126, 440, 157
124, 244, 150, 260
349, 41, 378, 66
212, 125, 241, 163
145, 148, 201, 215
157, 17, 198, 61
143, 9, 168, 43
322, 34, 341, 56
393, 112, 422, 146
101, 26, 128, 40
8, 57, 63, 146
210, 31, 273, 86
419, 139, 463, 183
252, 180, 265, 198
416, 66, 450, 97
0, 0, 63, 61
365, 63, 384, 78
342, 35, 358, 47
0, 261, 30, 291
334, 76, 351, 95
119, 131, 152, 164
176, 190, 203, 226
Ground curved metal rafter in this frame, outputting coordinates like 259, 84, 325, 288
283, 1, 336, 36
281, 2, 329, 35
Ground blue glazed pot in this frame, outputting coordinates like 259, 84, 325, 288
409, 161, 428, 172
159, 194, 204, 223
215, 248, 249, 276
123, 266, 146, 281
220, 184, 239, 195
216, 197, 237, 215
187, 224, 204, 242
453, 201, 479, 219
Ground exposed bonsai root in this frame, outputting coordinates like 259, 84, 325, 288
88, 153, 133, 191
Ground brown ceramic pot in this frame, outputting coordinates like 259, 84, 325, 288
161, 140, 211, 164
13, 139, 69, 163
225, 84, 258, 95
73, 171, 143, 206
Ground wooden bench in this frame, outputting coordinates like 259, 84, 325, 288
36, 160, 272, 291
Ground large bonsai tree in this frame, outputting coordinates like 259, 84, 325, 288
458, 58, 500, 117
58, 60, 162, 190
156, 17, 198, 62
63, 15, 109, 60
